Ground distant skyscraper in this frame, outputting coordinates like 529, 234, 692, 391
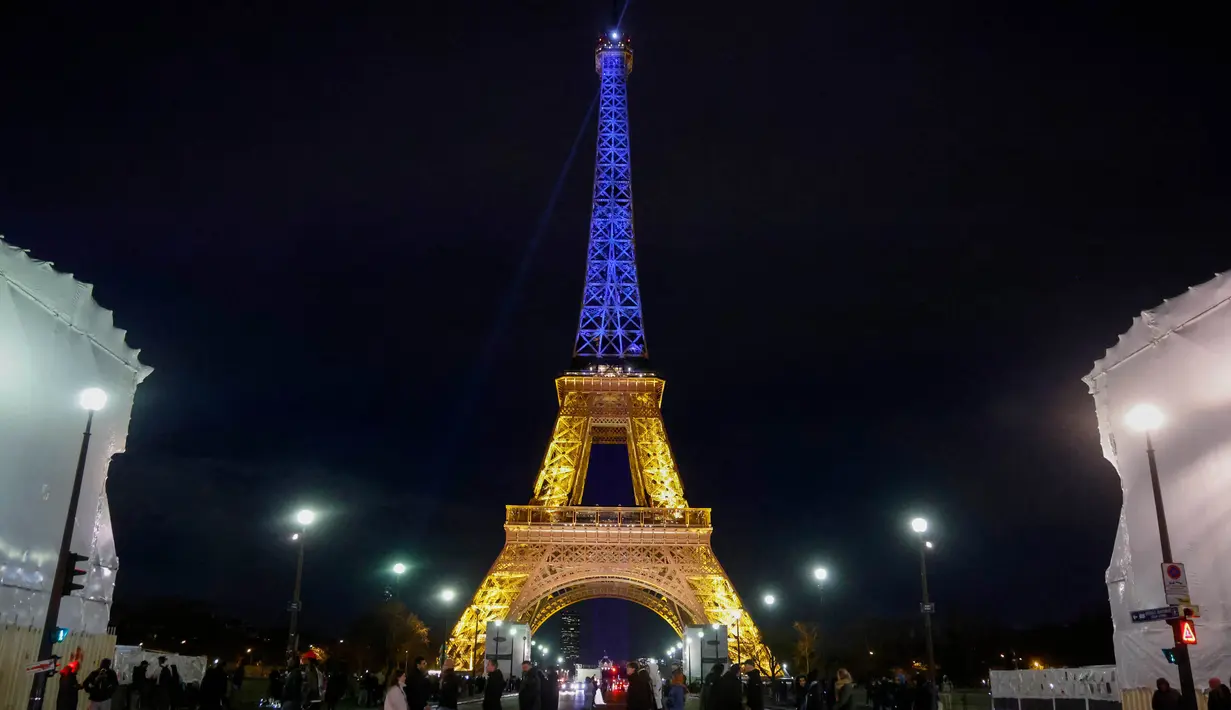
560, 610, 581, 663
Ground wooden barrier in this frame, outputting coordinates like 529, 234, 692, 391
0, 625, 117, 710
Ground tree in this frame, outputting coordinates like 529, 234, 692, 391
793, 622, 820, 677
342, 601, 431, 670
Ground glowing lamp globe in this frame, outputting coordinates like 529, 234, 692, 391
440, 588, 457, 602
911, 517, 928, 534
392, 563, 407, 575
813, 567, 829, 581
79, 387, 107, 412
1125, 403, 1164, 432
296, 509, 316, 526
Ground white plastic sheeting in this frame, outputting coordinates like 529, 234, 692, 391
991, 668, 1120, 700
0, 237, 151, 634
113, 645, 207, 685
1084, 271, 1231, 690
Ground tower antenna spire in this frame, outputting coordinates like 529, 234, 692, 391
574, 23, 644, 364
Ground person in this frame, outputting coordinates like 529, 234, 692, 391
325, 666, 347, 710
407, 658, 431, 710
743, 660, 764, 710
540, 666, 560, 710
155, 658, 173, 710
1153, 679, 1182, 710
199, 661, 228, 710
519, 662, 541, 710
715, 662, 743, 710
803, 670, 822, 710
834, 670, 854, 710
668, 670, 686, 710
129, 661, 149, 710
59, 663, 82, 710
440, 659, 461, 710
795, 677, 807, 710
585, 677, 597, 710
385, 670, 408, 710
627, 662, 655, 710
1209, 679, 1231, 710
83, 659, 120, 710
484, 661, 505, 710
702, 664, 723, 710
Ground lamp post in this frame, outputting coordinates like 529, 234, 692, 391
286, 508, 316, 663
760, 593, 779, 679
391, 564, 408, 669
1125, 404, 1197, 710
910, 517, 937, 710
438, 588, 457, 669
27, 388, 107, 710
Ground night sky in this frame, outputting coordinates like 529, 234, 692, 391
2, 1, 1228, 662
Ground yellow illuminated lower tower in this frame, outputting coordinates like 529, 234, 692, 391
442, 30, 772, 673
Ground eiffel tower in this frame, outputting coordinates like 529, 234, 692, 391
443, 28, 771, 673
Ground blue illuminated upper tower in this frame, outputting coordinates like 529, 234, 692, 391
573, 30, 648, 364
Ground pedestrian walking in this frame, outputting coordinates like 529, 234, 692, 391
440, 659, 461, 710
83, 659, 120, 710
627, 662, 655, 710
742, 661, 764, 710
702, 664, 723, 710
834, 671, 854, 710
408, 658, 431, 710
385, 671, 409, 710
58, 663, 82, 710
484, 661, 505, 710
519, 662, 541, 710
668, 670, 686, 710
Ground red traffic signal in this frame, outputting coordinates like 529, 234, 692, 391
1178, 619, 1198, 645
60, 552, 89, 597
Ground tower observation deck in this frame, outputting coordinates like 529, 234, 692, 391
573, 32, 646, 365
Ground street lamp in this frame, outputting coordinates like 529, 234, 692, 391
910, 517, 936, 710
438, 588, 458, 669
763, 594, 776, 606
285, 508, 316, 662
28, 388, 108, 710
392, 562, 407, 575
1125, 403, 1196, 710
812, 567, 828, 582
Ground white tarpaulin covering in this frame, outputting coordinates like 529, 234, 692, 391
0, 237, 151, 634
114, 645, 207, 685
991, 667, 1119, 700
1084, 270, 1231, 690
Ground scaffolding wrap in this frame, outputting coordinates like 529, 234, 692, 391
0, 237, 151, 634
1084, 270, 1231, 690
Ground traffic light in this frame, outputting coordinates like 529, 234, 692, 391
60, 552, 88, 597
1178, 619, 1198, 645
54, 627, 70, 643
1162, 648, 1178, 664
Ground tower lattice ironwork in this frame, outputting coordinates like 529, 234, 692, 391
574, 33, 646, 363
444, 30, 773, 676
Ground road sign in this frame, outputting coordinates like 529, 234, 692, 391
287, 601, 301, 611
25, 659, 57, 674
1178, 619, 1198, 645
1131, 606, 1180, 623
1162, 563, 1189, 605
920, 603, 935, 614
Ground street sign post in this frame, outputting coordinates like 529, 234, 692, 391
1162, 563, 1189, 605
25, 659, 57, 674
1131, 606, 1180, 623
920, 602, 935, 614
